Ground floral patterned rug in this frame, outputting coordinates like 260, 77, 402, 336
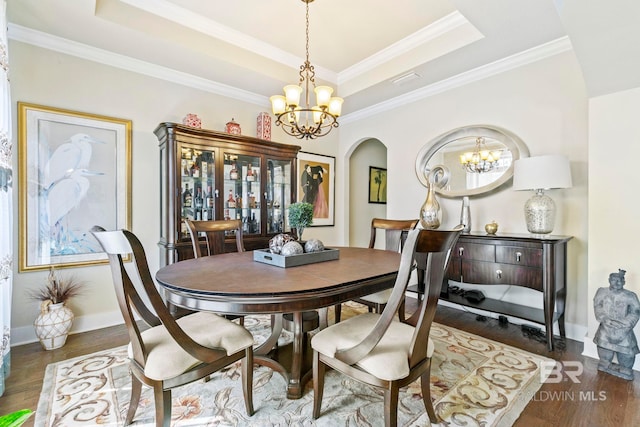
35, 304, 553, 426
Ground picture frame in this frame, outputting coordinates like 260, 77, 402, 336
368, 166, 387, 204
18, 102, 132, 271
296, 151, 335, 226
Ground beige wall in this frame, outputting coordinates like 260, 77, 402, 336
584, 86, 640, 367
339, 51, 590, 336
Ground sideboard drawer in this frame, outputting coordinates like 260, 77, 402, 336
456, 242, 495, 262
496, 246, 542, 267
461, 260, 543, 291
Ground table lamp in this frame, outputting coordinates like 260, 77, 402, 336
512, 155, 572, 234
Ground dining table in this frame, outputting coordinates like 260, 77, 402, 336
155, 246, 402, 399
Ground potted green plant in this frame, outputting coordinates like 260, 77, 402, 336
288, 202, 313, 241
29, 267, 84, 350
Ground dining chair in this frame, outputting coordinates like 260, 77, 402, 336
185, 218, 246, 324
91, 227, 254, 427
311, 225, 463, 427
334, 218, 419, 323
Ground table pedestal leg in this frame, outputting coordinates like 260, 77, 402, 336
252, 312, 311, 399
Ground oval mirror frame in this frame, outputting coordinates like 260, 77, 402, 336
415, 124, 530, 198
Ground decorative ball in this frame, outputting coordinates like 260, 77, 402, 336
281, 241, 304, 256
269, 233, 295, 254
304, 238, 325, 253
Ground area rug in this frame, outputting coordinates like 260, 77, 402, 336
35, 305, 553, 426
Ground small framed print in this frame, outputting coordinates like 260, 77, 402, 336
368, 166, 387, 204
296, 152, 335, 226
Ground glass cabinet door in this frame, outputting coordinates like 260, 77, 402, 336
180, 146, 216, 239
265, 158, 292, 234
223, 153, 261, 236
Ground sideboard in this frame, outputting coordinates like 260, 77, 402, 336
413, 233, 572, 351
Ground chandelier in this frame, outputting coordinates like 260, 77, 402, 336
459, 137, 502, 173
269, 0, 343, 140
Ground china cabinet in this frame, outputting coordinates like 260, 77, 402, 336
155, 122, 300, 265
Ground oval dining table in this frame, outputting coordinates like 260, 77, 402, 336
155, 246, 402, 399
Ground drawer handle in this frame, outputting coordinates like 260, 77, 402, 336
459, 247, 464, 257
516, 252, 522, 262
496, 269, 502, 279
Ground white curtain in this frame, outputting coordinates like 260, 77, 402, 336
0, 0, 13, 396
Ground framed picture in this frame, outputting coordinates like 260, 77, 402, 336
368, 166, 387, 204
18, 102, 132, 271
296, 151, 335, 226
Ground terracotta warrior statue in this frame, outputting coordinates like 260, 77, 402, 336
593, 269, 640, 380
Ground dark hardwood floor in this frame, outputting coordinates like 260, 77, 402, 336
1, 300, 639, 426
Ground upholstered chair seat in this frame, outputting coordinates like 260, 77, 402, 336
312, 312, 435, 381
130, 311, 254, 381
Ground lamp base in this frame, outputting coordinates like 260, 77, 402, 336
524, 190, 556, 234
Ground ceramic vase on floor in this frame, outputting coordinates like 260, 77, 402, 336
34, 300, 74, 350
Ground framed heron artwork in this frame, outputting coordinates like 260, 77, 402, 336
18, 102, 131, 271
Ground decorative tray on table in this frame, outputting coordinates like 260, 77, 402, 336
253, 248, 340, 268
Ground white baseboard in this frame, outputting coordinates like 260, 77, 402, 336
11, 310, 124, 347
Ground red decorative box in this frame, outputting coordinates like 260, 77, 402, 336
257, 112, 271, 140
182, 113, 201, 128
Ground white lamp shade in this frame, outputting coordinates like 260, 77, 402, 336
284, 85, 302, 108
270, 95, 286, 115
328, 97, 343, 116
314, 86, 333, 108
513, 155, 572, 191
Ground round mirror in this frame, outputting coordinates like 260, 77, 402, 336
415, 125, 530, 197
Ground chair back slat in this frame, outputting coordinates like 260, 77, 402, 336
186, 219, 244, 258
92, 228, 162, 366
408, 226, 463, 366
369, 218, 419, 251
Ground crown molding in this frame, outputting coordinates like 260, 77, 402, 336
9, 24, 571, 123
340, 36, 573, 124
338, 11, 469, 85
8, 23, 269, 107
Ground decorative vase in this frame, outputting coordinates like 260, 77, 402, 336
419, 182, 441, 229
459, 196, 471, 233
34, 301, 74, 350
